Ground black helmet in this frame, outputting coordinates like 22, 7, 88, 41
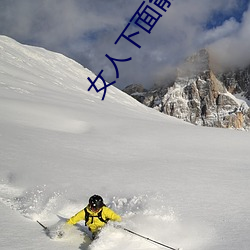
89, 195, 104, 210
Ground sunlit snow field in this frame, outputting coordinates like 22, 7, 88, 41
0, 36, 249, 250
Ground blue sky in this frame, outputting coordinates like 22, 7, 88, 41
0, 0, 249, 89
206, 0, 249, 29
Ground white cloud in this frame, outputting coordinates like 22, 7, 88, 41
0, 0, 249, 88
209, 4, 250, 68
200, 18, 240, 45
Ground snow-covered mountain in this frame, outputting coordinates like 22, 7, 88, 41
0, 36, 250, 250
124, 49, 250, 130
217, 65, 250, 100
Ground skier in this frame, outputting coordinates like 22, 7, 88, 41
66, 194, 121, 239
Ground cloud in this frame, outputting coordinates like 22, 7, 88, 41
209, 3, 250, 69
0, 0, 249, 88
200, 18, 240, 45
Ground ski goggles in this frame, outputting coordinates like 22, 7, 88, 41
89, 205, 101, 212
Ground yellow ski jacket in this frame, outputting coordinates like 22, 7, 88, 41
67, 206, 121, 233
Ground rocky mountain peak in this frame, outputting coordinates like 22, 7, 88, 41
123, 49, 250, 130
177, 49, 210, 78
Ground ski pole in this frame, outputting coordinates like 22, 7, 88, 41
122, 227, 180, 250
37, 220, 48, 231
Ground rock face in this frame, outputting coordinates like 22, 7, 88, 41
124, 49, 250, 130
218, 66, 250, 100
123, 84, 148, 103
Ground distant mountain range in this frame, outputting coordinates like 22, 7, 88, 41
123, 49, 250, 130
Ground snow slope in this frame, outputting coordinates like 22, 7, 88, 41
0, 35, 250, 250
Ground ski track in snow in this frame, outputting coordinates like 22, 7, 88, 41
0, 99, 91, 134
